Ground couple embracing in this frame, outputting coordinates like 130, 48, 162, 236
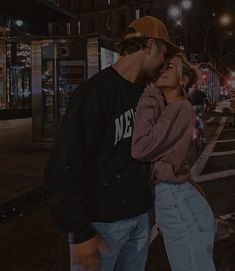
44, 16, 216, 271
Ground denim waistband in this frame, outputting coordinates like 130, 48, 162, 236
156, 179, 188, 185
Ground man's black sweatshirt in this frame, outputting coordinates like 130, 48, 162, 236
44, 67, 152, 243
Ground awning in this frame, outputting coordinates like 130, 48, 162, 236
0, 0, 76, 34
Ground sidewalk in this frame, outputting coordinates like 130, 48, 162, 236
0, 118, 51, 207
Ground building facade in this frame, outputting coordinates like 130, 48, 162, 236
49, 0, 219, 61
49, 0, 153, 38
0, 0, 75, 116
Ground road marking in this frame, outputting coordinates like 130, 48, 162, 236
194, 169, 235, 183
223, 128, 235, 132
219, 212, 235, 220
206, 117, 215, 124
191, 117, 227, 178
215, 139, 235, 143
216, 212, 235, 242
211, 150, 235, 156
215, 218, 234, 242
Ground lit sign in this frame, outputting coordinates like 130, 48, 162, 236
100, 47, 119, 70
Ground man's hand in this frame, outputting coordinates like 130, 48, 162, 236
70, 235, 109, 271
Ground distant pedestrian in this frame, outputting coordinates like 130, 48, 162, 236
224, 89, 229, 99
189, 85, 207, 119
44, 16, 179, 271
132, 53, 216, 271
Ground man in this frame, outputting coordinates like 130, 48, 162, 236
44, 16, 179, 271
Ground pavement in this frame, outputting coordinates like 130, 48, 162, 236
0, 118, 50, 207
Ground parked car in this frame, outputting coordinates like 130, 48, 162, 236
214, 98, 235, 127
214, 99, 235, 115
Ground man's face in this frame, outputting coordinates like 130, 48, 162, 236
139, 39, 167, 84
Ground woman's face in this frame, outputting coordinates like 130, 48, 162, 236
154, 56, 182, 89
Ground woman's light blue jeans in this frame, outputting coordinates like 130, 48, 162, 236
155, 181, 216, 271
70, 213, 150, 271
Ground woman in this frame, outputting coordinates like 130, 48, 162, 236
131, 54, 216, 271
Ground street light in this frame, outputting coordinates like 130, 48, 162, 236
176, 20, 182, 27
168, 6, 180, 19
204, 14, 233, 59
168, 0, 192, 53
219, 14, 232, 26
15, 20, 24, 27
181, 0, 192, 10
168, 1, 192, 20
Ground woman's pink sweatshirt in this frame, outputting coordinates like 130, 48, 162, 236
131, 84, 195, 184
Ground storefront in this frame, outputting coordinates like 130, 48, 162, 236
0, 27, 7, 111
0, 33, 31, 113
87, 35, 118, 79
0, 2, 120, 142
0, 0, 76, 119
1, 19, 117, 141
31, 35, 118, 142
31, 36, 87, 141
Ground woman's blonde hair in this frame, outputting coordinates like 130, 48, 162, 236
173, 53, 198, 93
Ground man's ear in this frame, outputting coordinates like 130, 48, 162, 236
145, 38, 155, 55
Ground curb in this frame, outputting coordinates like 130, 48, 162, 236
0, 186, 45, 223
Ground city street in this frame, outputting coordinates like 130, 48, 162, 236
0, 113, 235, 271
0, 1, 235, 271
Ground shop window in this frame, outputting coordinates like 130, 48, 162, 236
3, 41, 32, 110
118, 11, 126, 33
103, 13, 112, 32
58, 23, 67, 35
9, 67, 31, 109
135, 8, 140, 18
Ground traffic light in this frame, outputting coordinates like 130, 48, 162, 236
202, 73, 208, 81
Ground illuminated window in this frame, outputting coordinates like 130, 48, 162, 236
103, 13, 112, 32
135, 9, 140, 18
